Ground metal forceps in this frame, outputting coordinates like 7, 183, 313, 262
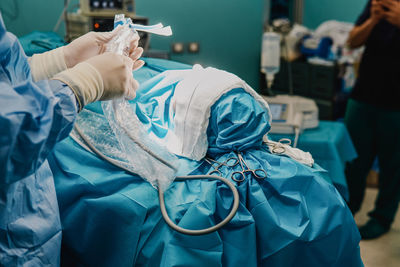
231, 152, 267, 182
266, 138, 292, 154
205, 157, 239, 176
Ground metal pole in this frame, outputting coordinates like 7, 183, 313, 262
294, 0, 304, 24
263, 0, 271, 31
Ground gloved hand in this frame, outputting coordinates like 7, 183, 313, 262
53, 52, 142, 111
63, 26, 144, 68
29, 27, 144, 82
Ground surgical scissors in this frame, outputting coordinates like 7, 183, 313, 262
231, 152, 267, 182
205, 157, 239, 176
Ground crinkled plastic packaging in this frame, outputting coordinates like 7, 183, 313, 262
71, 107, 178, 191
75, 14, 178, 191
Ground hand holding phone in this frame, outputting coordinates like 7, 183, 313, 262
380, 0, 400, 28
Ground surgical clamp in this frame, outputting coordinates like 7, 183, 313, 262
231, 152, 267, 182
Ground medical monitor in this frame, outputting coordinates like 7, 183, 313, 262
269, 103, 288, 122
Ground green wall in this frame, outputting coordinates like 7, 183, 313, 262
303, 0, 367, 29
1, 0, 266, 89
0, 0, 72, 37
136, 0, 265, 89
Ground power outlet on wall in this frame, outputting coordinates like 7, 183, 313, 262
171, 42, 184, 53
188, 42, 200, 53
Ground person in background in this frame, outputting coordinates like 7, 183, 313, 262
0, 13, 144, 265
345, 0, 400, 239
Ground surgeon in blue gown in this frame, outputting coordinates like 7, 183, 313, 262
0, 14, 144, 266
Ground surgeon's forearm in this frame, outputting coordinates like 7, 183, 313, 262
347, 18, 379, 48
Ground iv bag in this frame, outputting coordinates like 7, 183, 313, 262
261, 32, 281, 88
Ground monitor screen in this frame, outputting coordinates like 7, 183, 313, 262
269, 103, 287, 121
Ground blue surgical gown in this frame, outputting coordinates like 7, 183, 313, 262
0, 16, 77, 266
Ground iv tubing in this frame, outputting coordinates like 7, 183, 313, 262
293, 127, 300, 148
74, 124, 240, 236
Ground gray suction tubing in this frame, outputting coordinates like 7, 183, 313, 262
74, 125, 240, 235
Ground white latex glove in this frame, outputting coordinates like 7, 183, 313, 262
29, 47, 68, 82
29, 27, 144, 82
63, 27, 144, 68
53, 52, 140, 111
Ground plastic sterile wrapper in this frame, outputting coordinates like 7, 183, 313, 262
71, 108, 178, 191
71, 14, 178, 191
101, 15, 178, 191
71, 109, 131, 166
102, 100, 179, 191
